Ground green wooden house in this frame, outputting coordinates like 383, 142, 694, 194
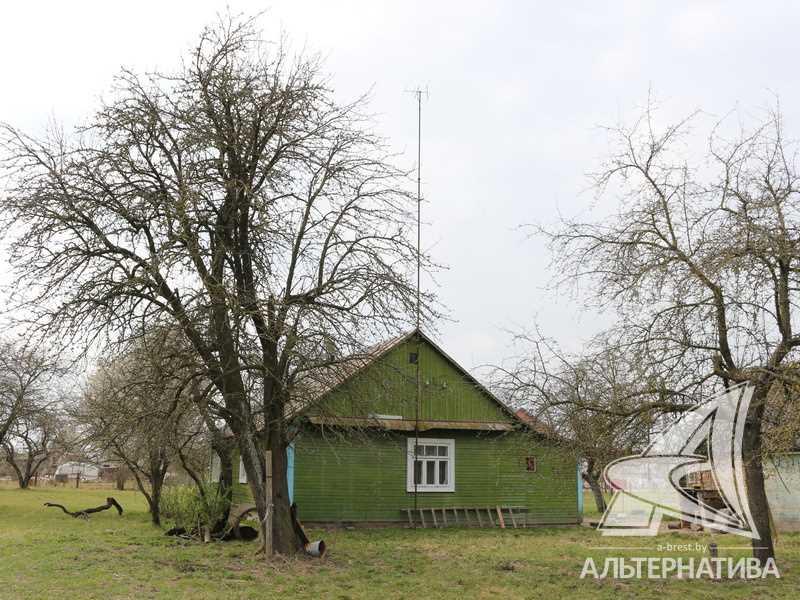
222, 330, 581, 526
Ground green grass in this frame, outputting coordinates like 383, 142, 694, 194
0, 485, 798, 599
583, 489, 610, 520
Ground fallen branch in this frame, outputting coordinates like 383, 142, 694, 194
44, 497, 124, 519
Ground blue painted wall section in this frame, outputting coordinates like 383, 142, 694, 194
287, 443, 295, 504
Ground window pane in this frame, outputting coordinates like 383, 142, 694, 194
425, 445, 437, 456
426, 460, 435, 485
437, 446, 448, 457
415, 445, 423, 457
414, 460, 422, 485
439, 460, 448, 485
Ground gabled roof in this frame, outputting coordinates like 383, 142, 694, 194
296, 328, 526, 430
514, 408, 558, 437
294, 331, 411, 407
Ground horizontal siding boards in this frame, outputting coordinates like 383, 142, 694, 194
319, 337, 511, 424
228, 335, 578, 525
292, 428, 579, 525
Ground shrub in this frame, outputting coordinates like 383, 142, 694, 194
161, 483, 229, 532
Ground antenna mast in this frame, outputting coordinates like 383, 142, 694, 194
409, 86, 426, 521
416, 88, 422, 331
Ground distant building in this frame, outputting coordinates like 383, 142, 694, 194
54, 461, 100, 482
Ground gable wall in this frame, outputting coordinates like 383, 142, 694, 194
318, 337, 511, 423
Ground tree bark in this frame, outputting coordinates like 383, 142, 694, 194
122, 450, 168, 526
742, 385, 775, 565
268, 435, 298, 554
236, 430, 269, 548
583, 469, 607, 513
148, 460, 166, 527
150, 488, 162, 526
210, 436, 235, 527
216, 349, 303, 556
236, 428, 301, 556
20, 457, 34, 489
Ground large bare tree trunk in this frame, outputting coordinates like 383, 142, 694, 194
743, 386, 775, 565
150, 481, 163, 527
236, 432, 270, 550
215, 448, 234, 527
268, 435, 299, 554
215, 335, 304, 556
236, 428, 301, 556
209, 434, 235, 527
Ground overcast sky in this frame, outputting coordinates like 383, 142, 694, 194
2, 1, 800, 372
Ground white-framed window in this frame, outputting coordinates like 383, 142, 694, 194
406, 437, 455, 492
238, 457, 248, 484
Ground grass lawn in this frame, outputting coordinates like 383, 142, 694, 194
0, 485, 798, 599
583, 489, 610, 520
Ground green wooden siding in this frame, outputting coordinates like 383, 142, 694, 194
292, 428, 577, 524
317, 337, 511, 423
226, 333, 579, 524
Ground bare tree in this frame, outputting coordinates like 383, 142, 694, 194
0, 339, 62, 446
2, 408, 67, 488
494, 331, 654, 513
0, 15, 426, 554
544, 102, 800, 563
78, 331, 204, 526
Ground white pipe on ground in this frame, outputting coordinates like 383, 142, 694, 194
304, 540, 326, 557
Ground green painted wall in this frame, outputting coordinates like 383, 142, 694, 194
291, 428, 578, 524
229, 428, 579, 525
317, 337, 511, 423
227, 334, 579, 525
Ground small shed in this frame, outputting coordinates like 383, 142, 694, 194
54, 462, 100, 482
